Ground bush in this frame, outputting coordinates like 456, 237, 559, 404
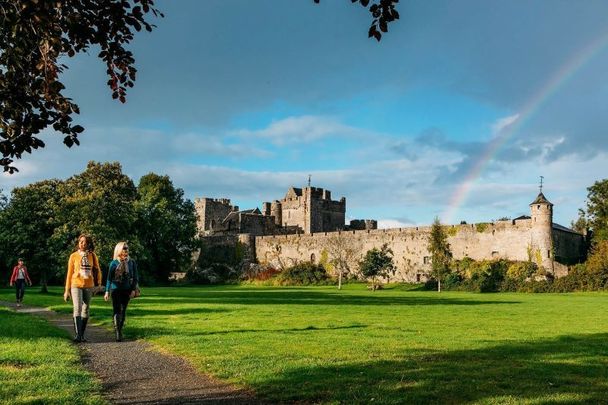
186, 263, 239, 285
442, 272, 463, 290
242, 264, 281, 282
506, 261, 538, 281
275, 262, 331, 286
464, 260, 508, 292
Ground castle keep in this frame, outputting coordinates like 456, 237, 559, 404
196, 186, 585, 281
195, 186, 375, 237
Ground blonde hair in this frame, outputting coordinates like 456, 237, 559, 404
113, 241, 129, 260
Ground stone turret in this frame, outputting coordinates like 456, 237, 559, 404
270, 200, 282, 227
529, 192, 554, 271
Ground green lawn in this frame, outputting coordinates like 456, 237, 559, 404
1, 284, 607, 404
0, 305, 104, 405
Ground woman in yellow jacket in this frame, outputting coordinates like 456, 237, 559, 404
64, 234, 102, 342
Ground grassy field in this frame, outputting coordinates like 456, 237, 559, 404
0, 305, 104, 405
1, 284, 607, 404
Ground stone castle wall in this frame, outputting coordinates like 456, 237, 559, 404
254, 218, 583, 282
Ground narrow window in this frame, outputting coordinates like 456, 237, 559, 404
416, 274, 421, 282
310, 253, 316, 263
423, 256, 431, 264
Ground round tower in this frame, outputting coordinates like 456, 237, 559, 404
271, 200, 282, 227
529, 192, 553, 271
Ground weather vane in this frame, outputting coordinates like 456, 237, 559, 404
539, 176, 544, 193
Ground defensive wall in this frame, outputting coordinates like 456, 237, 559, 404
254, 217, 585, 282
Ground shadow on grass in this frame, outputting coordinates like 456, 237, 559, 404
136, 290, 520, 307
125, 324, 368, 339
252, 333, 608, 403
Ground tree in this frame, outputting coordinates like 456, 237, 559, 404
52, 161, 139, 272
585, 179, 608, 243
359, 243, 395, 290
314, 0, 400, 41
326, 233, 361, 290
427, 217, 452, 292
135, 173, 198, 283
0, 0, 163, 173
571, 208, 589, 235
1, 1, 399, 173
0, 180, 62, 291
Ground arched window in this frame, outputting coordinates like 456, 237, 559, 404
310, 253, 316, 263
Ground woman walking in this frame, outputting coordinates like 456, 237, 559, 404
104, 241, 138, 342
9, 258, 32, 307
64, 234, 102, 343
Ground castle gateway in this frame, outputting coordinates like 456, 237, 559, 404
196, 186, 586, 282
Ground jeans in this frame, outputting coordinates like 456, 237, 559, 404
15, 279, 25, 301
111, 289, 131, 323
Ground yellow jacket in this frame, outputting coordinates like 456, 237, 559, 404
65, 251, 102, 291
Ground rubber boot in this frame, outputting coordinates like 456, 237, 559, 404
73, 316, 82, 342
80, 317, 89, 342
118, 312, 125, 342
113, 314, 122, 342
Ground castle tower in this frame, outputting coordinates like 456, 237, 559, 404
529, 192, 554, 271
271, 200, 282, 227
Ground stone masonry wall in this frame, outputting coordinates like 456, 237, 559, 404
553, 229, 586, 265
255, 219, 540, 282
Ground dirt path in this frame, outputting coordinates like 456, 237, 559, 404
2, 302, 260, 404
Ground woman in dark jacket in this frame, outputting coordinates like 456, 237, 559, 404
104, 241, 138, 342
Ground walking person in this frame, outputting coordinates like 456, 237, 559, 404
9, 258, 32, 307
104, 241, 139, 342
64, 234, 102, 343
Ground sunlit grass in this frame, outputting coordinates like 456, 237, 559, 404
0, 305, 104, 405
1, 285, 607, 403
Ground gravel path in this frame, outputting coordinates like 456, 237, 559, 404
2, 302, 260, 404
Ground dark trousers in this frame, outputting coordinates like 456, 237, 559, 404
15, 279, 25, 301
111, 289, 131, 321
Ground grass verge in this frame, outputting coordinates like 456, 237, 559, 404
0, 305, 104, 405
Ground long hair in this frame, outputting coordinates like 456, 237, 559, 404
113, 241, 129, 261
77, 234, 95, 252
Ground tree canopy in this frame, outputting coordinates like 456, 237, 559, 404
584, 179, 608, 243
359, 243, 396, 289
0, 161, 197, 285
427, 217, 452, 292
1, 1, 399, 173
0, 0, 162, 173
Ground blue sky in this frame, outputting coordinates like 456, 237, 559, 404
2, 0, 608, 228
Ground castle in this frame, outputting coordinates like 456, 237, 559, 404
195, 185, 586, 281
195, 186, 376, 237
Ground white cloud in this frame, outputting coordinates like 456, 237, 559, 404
492, 113, 520, 134
233, 115, 365, 145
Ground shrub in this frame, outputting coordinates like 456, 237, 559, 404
187, 263, 239, 285
243, 264, 281, 282
276, 262, 331, 286
506, 261, 538, 281
442, 272, 462, 290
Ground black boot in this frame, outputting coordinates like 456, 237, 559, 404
80, 317, 88, 342
113, 314, 122, 342
73, 316, 82, 342
118, 312, 125, 342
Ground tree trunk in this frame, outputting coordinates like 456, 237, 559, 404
338, 270, 342, 290
40, 270, 48, 293
438, 278, 441, 293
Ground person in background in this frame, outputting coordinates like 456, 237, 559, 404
64, 234, 102, 343
104, 241, 138, 342
9, 258, 32, 307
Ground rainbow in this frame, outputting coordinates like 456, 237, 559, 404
442, 30, 608, 224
